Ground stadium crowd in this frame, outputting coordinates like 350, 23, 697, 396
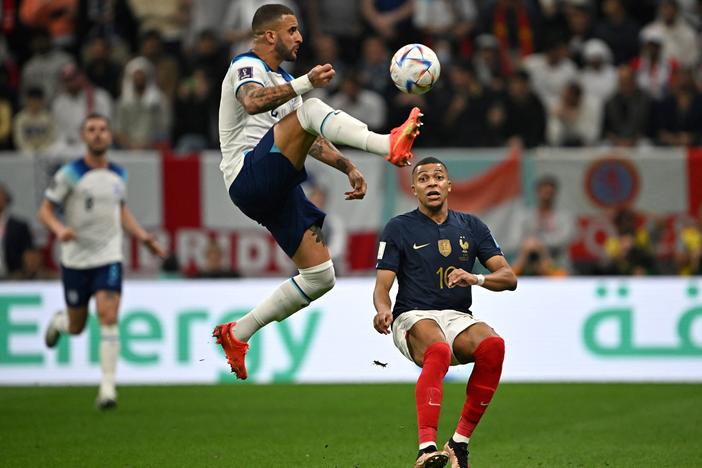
1, 0, 701, 279
3, 0, 702, 152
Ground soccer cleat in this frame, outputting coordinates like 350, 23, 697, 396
386, 106, 423, 167
212, 321, 250, 380
96, 398, 117, 411
415, 446, 449, 468
44, 311, 63, 348
444, 438, 470, 468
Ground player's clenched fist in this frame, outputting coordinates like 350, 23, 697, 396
57, 226, 77, 242
307, 64, 335, 88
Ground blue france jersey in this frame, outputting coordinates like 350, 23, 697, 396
376, 209, 503, 318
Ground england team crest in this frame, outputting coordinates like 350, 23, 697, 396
438, 239, 451, 257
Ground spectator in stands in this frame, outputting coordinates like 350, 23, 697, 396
16, 248, 53, 280
632, 27, 678, 100
0, 83, 12, 150
0, 183, 35, 280
412, 0, 476, 51
603, 65, 653, 147
641, 0, 699, 68
114, 57, 171, 150
129, 0, 190, 54
357, 36, 393, 98
83, 36, 122, 99
327, 73, 387, 131
52, 63, 113, 149
516, 175, 575, 275
430, 61, 492, 147
183, 29, 229, 85
361, 0, 417, 48
13, 87, 56, 155
19, 0, 77, 48
194, 238, 239, 279
523, 35, 578, 110
512, 236, 567, 276
593, 0, 641, 66
564, 1, 596, 67
675, 206, 702, 275
476, 0, 540, 75
172, 68, 217, 152
502, 69, 547, 148
311, 34, 348, 96
305, 182, 348, 275
652, 67, 702, 146
75, 0, 139, 55
546, 81, 602, 146
306, 0, 363, 64
139, 29, 181, 100
20, 29, 73, 102
473, 34, 509, 94
580, 39, 618, 107
600, 207, 657, 276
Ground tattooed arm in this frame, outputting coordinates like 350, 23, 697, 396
308, 137, 368, 200
236, 82, 297, 115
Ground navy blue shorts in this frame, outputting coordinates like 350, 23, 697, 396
61, 262, 122, 307
228, 127, 326, 257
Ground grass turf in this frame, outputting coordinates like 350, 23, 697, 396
1, 383, 700, 467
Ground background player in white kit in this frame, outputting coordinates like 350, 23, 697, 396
40, 113, 165, 409
213, 4, 423, 379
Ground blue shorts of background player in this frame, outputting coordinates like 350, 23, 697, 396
61, 262, 122, 307
228, 127, 325, 258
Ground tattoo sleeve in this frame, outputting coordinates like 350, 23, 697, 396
308, 137, 352, 174
237, 83, 297, 114
309, 224, 326, 245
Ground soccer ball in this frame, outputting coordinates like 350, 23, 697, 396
390, 44, 441, 95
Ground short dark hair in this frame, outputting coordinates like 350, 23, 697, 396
412, 156, 447, 176
536, 174, 558, 190
81, 113, 110, 129
252, 4, 295, 33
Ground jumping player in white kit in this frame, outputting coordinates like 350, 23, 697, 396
213, 3, 424, 379
41, 113, 165, 409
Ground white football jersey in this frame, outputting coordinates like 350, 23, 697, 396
45, 158, 127, 269
218, 52, 303, 188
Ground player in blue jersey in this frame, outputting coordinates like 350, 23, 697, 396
373, 157, 518, 468
213, 3, 424, 380
40, 114, 165, 410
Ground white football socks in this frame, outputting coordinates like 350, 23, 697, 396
231, 260, 336, 342
452, 433, 470, 444
296, 98, 390, 155
99, 324, 119, 400
419, 441, 437, 450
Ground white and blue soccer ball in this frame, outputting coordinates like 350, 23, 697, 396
390, 43, 441, 95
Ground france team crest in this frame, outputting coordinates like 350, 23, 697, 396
438, 239, 451, 257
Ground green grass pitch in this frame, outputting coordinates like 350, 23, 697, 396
1, 383, 700, 467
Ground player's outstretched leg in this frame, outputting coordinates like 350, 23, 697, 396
294, 97, 422, 166
213, 258, 335, 380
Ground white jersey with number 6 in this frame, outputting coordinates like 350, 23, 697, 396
218, 51, 303, 188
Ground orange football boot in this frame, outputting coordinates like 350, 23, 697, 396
386, 107, 423, 166
212, 321, 250, 380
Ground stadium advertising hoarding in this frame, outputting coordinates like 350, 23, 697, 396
1, 278, 701, 385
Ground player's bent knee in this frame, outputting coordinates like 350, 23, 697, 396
297, 259, 336, 301
476, 336, 505, 370
296, 98, 334, 135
